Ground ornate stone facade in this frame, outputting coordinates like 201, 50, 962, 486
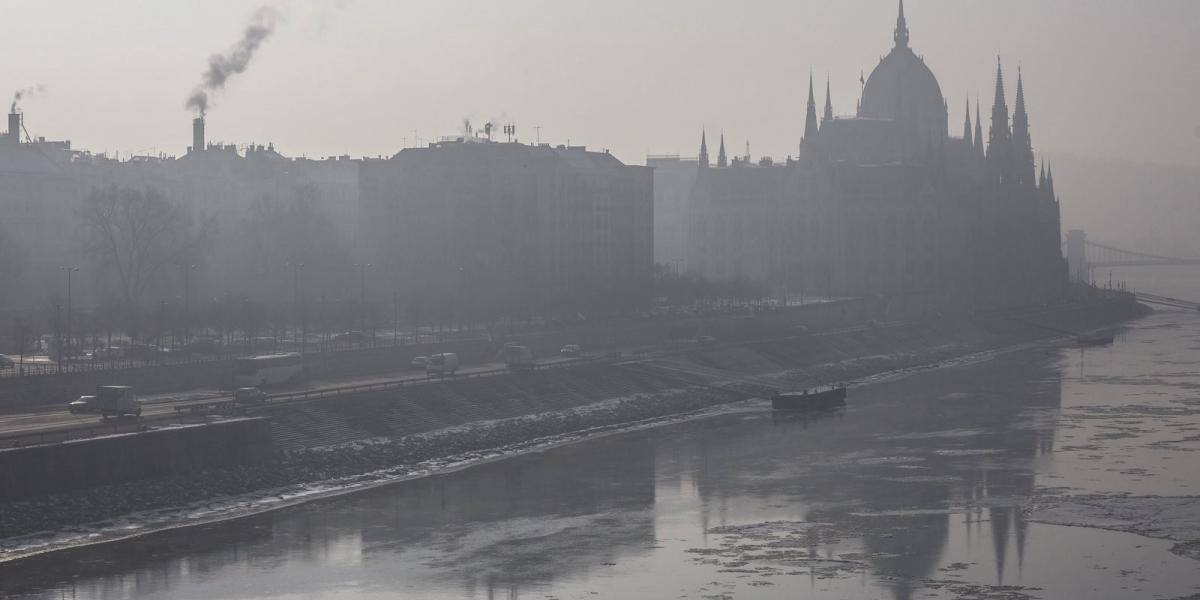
685, 1, 1066, 308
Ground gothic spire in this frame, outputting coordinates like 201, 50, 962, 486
963, 97, 973, 145
894, 0, 909, 48
974, 100, 985, 157
804, 71, 819, 143
1014, 67, 1027, 119
823, 75, 834, 123
717, 132, 728, 168
988, 58, 1012, 172
698, 129, 709, 168
1011, 66, 1035, 187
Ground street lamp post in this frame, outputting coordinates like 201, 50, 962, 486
61, 266, 79, 364
54, 303, 62, 374
180, 264, 196, 346
287, 261, 304, 349
354, 263, 371, 337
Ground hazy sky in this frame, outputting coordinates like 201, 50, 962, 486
3, 0, 1199, 166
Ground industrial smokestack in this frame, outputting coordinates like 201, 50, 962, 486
7, 112, 20, 144
185, 6, 283, 116
192, 116, 205, 153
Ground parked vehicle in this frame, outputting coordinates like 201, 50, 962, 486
409, 356, 429, 369
68, 395, 97, 414
185, 338, 223, 356
426, 352, 459, 376
559, 344, 582, 357
334, 331, 368, 344
233, 387, 268, 404
504, 345, 535, 369
94, 385, 141, 418
234, 353, 304, 386
0, 354, 14, 368
88, 347, 124, 361
125, 344, 159, 361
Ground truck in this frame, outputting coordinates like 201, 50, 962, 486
426, 352, 459, 376
503, 345, 535, 369
94, 385, 141, 419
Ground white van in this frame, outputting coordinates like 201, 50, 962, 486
426, 353, 459, 376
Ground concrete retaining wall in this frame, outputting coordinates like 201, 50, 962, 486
0, 418, 273, 503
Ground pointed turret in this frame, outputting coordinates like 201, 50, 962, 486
894, 0, 910, 48
717, 132, 728, 168
963, 97, 973, 145
823, 76, 834, 124
698, 130, 709, 169
804, 71, 819, 143
1011, 67, 1036, 187
988, 59, 1013, 182
1039, 161, 1046, 188
974, 100, 985, 157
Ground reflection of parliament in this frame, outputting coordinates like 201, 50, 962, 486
655, 2, 1067, 307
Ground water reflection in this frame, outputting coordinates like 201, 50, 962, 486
6, 316, 1200, 599
3, 437, 657, 599
649, 352, 1062, 599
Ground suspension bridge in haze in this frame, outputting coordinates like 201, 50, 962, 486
1064, 230, 1200, 310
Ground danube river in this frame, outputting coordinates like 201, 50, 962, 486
4, 276, 1200, 599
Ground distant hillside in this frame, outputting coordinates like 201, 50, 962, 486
1047, 153, 1200, 258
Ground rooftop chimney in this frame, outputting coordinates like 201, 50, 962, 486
7, 113, 20, 144
192, 116, 205, 153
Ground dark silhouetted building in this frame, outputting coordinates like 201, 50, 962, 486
360, 140, 653, 320
680, 2, 1066, 308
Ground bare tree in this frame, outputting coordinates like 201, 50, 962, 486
78, 185, 212, 330
0, 226, 25, 309
235, 183, 354, 301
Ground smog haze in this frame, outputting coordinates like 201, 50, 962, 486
2, 0, 1197, 167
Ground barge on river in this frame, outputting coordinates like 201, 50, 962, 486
1077, 330, 1115, 346
772, 386, 847, 411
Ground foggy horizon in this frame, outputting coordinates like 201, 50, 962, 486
2, 4, 1200, 599
3, 0, 1199, 167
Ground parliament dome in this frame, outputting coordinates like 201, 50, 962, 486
859, 1, 948, 142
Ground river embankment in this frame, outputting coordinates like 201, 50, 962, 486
0, 298, 1146, 561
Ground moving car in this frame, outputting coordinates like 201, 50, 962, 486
559, 344, 582, 357
409, 356, 429, 369
68, 395, 97, 414
426, 353, 459, 376
233, 387, 268, 404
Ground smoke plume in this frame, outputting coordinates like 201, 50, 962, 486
185, 6, 283, 116
11, 85, 46, 113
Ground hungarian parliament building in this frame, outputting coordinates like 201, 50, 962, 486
655, 2, 1067, 308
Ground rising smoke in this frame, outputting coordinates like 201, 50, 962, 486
185, 6, 283, 116
11, 85, 46, 113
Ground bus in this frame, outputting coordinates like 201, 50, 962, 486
234, 353, 303, 387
